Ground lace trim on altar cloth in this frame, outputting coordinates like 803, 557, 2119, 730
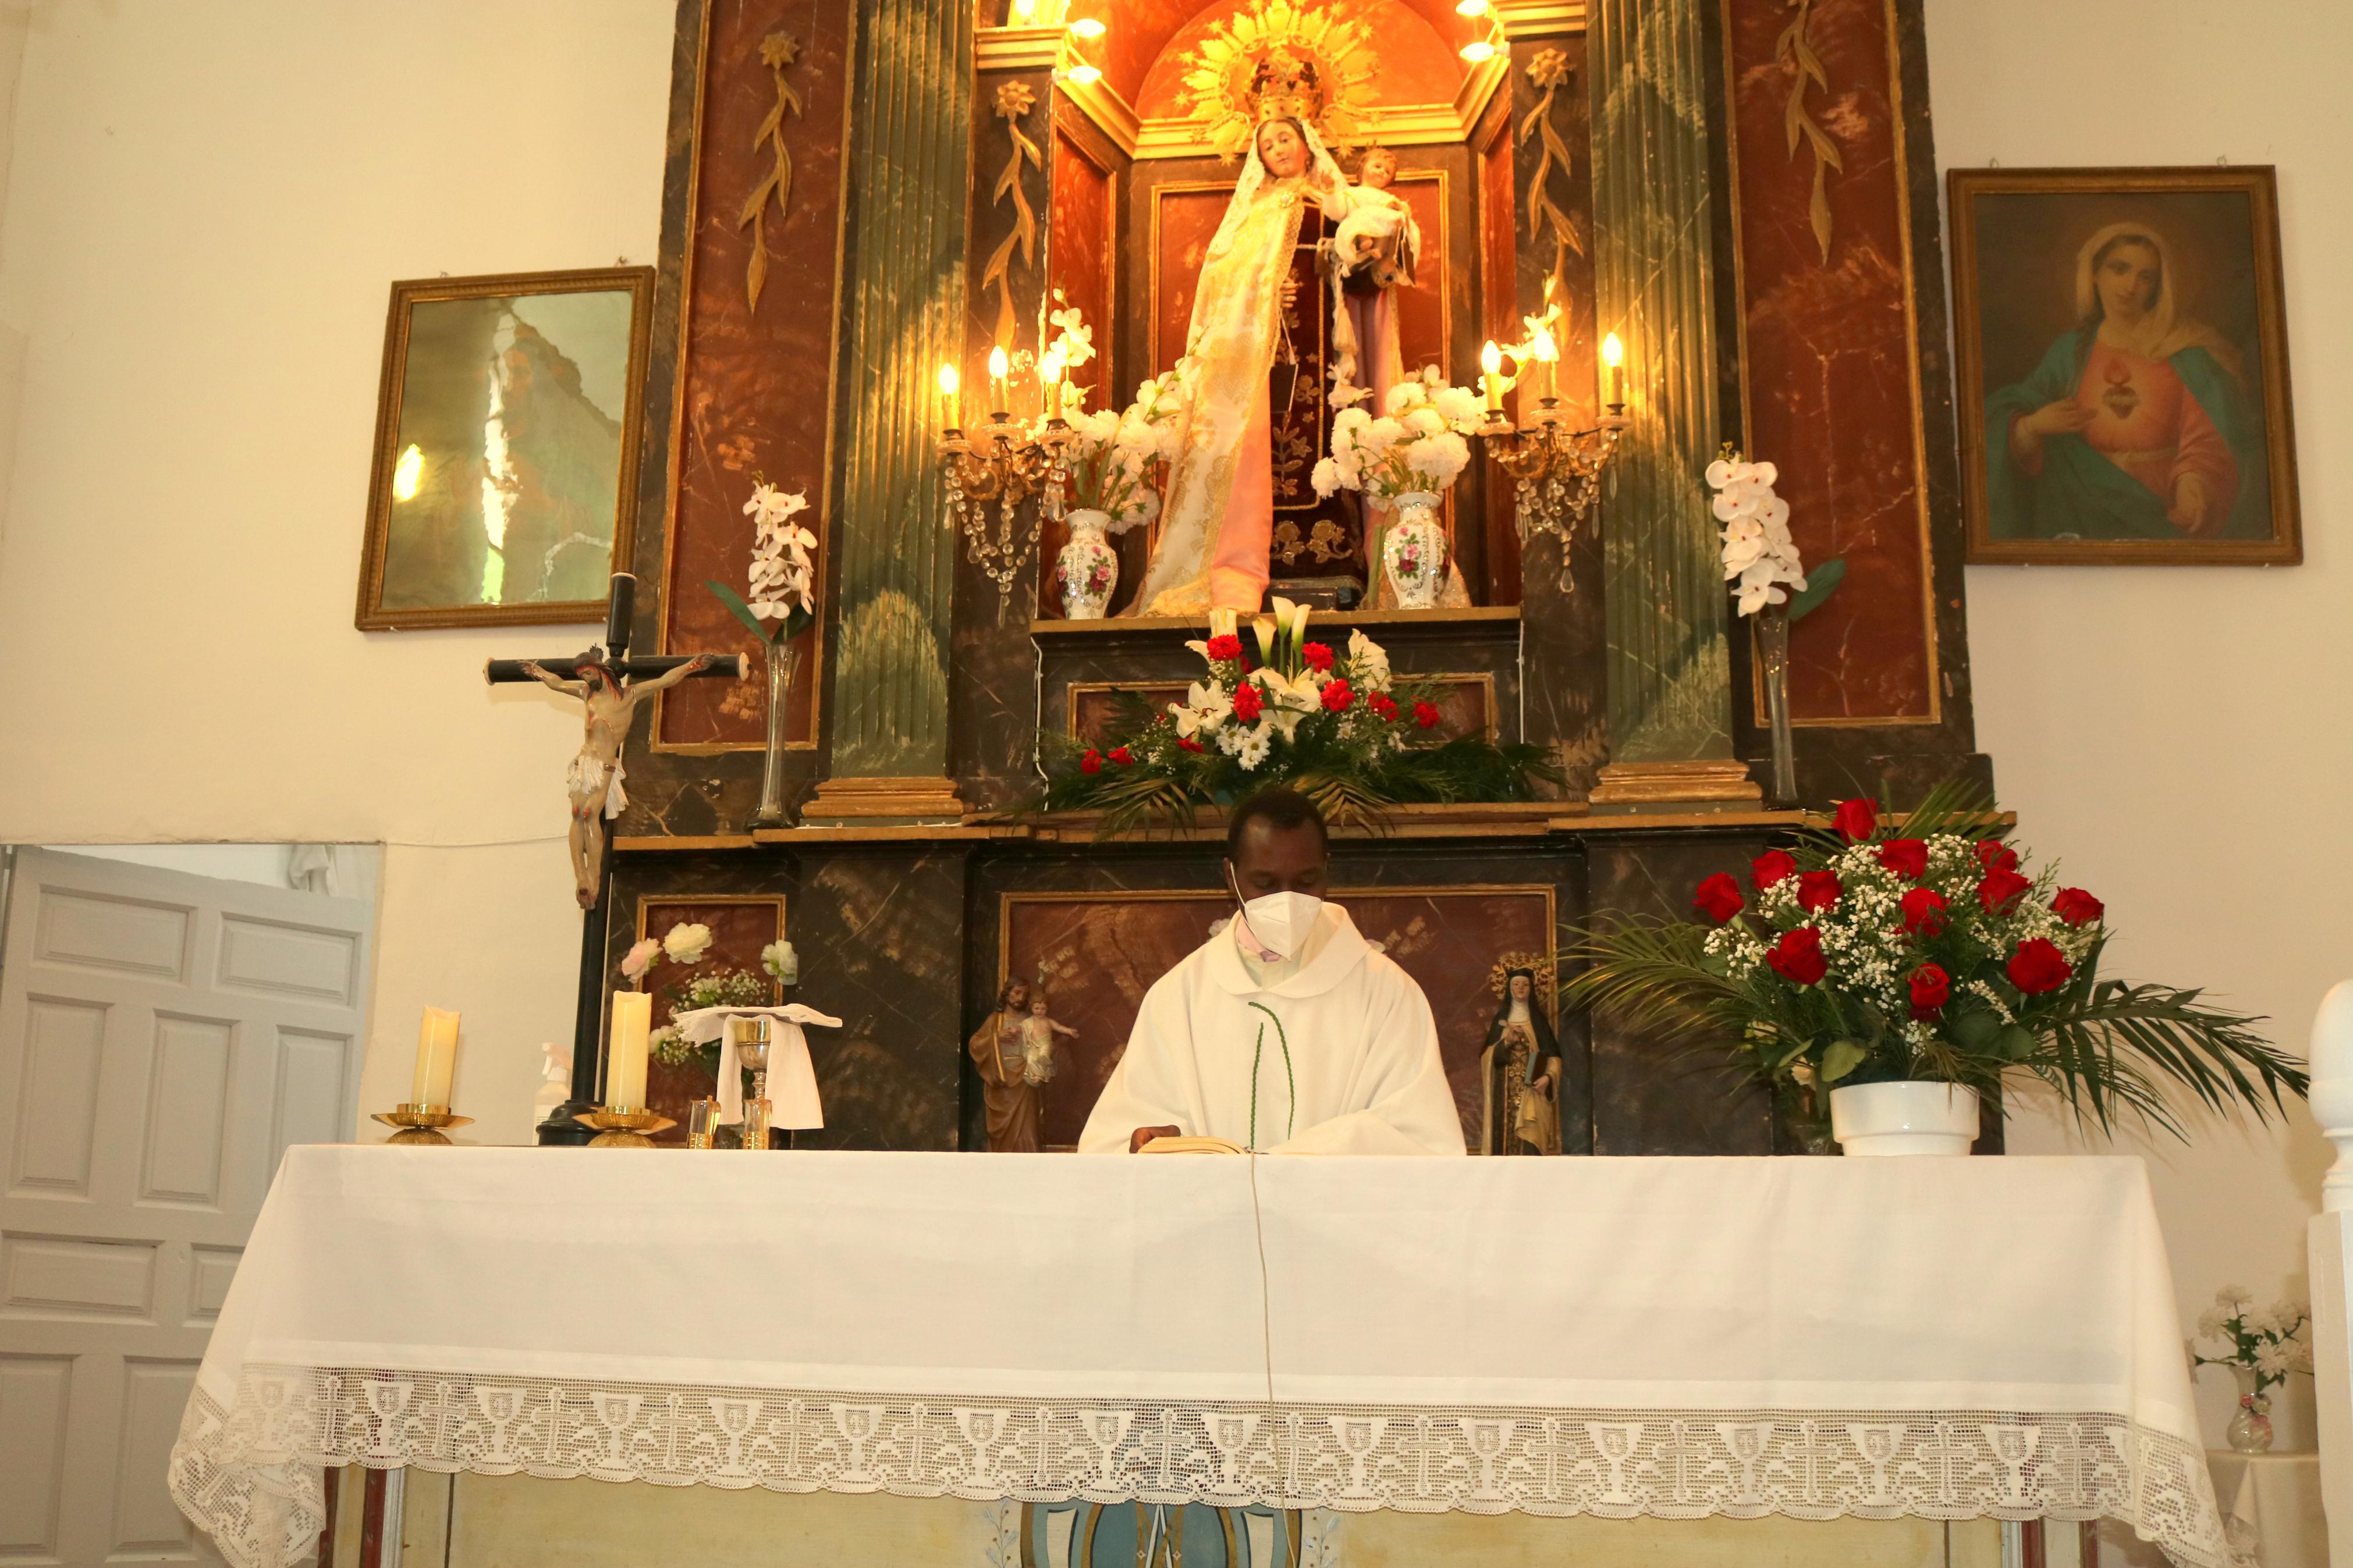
168, 1366, 2228, 1568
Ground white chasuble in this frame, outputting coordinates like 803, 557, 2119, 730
1079, 905, 1466, 1155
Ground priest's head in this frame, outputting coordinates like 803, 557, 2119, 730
1226, 787, 1329, 899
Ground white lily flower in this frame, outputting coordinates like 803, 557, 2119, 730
1347, 628, 1390, 684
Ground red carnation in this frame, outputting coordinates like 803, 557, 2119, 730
2007, 937, 2072, 995
1974, 838, 2019, 874
1109, 746, 1133, 765
1899, 886, 1949, 938
1321, 678, 1355, 713
1751, 849, 1797, 890
1412, 700, 1442, 729
1080, 750, 1102, 776
1368, 692, 1399, 721
1978, 866, 2032, 916
1205, 634, 1244, 662
2052, 887, 2104, 927
1796, 869, 1841, 913
1908, 962, 1951, 1019
1766, 926, 1827, 986
1178, 737, 1205, 753
1692, 872, 1744, 925
1301, 641, 1335, 672
1878, 838, 1928, 880
1831, 798, 1879, 843
1231, 683, 1264, 721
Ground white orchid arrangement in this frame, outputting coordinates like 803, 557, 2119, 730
1312, 368, 1485, 502
1708, 453, 1807, 616
709, 481, 819, 646
2192, 1286, 2314, 1395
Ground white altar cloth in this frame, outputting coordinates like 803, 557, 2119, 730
169, 1147, 2225, 1568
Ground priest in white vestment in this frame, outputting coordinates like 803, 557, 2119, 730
1079, 790, 1466, 1156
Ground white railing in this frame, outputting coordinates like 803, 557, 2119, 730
2308, 980, 2352, 1559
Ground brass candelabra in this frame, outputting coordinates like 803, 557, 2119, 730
1478, 397, 1626, 593
941, 413, 1070, 610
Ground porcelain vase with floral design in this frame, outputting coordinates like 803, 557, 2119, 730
1382, 492, 1447, 611
2226, 1366, 2275, 1453
1055, 509, 1117, 620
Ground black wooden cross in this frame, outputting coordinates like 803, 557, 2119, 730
484, 572, 741, 1144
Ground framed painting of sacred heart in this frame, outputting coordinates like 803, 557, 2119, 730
1948, 166, 2300, 566
354, 266, 656, 629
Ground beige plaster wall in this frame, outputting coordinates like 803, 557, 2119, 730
1924, 0, 2348, 1448
0, 0, 673, 1145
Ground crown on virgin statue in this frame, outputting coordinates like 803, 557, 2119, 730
1245, 48, 1325, 127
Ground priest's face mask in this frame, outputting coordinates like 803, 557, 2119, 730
1227, 816, 1329, 958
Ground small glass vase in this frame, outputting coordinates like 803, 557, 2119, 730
2226, 1366, 2274, 1453
1754, 610, 1797, 806
747, 637, 798, 830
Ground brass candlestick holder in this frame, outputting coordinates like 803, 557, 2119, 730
1477, 397, 1627, 592
372, 1103, 473, 1146
573, 1106, 676, 1149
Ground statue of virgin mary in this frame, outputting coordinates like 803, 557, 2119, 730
1130, 115, 1390, 616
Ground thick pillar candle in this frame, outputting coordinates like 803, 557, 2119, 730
608, 991, 652, 1111
411, 1007, 459, 1108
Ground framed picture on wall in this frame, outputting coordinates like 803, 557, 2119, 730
354, 266, 656, 629
1949, 166, 2300, 565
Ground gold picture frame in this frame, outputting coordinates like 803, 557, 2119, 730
355, 266, 656, 630
1949, 166, 2301, 566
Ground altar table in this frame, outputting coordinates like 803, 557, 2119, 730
168, 1147, 2226, 1568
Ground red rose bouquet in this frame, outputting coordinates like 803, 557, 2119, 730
1043, 598, 1555, 834
1564, 790, 2305, 1137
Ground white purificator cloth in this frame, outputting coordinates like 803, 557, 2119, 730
168, 1148, 2224, 1568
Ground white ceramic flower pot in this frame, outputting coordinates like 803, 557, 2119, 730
1381, 492, 1446, 611
1055, 509, 1117, 620
1829, 1082, 1980, 1157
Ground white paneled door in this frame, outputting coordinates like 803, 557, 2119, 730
0, 849, 372, 1566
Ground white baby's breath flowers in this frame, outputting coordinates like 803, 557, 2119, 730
1708, 455, 1805, 616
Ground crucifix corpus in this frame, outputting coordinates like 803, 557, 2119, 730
484, 573, 742, 908
484, 573, 741, 1146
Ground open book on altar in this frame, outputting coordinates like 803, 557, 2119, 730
1136, 1135, 1247, 1155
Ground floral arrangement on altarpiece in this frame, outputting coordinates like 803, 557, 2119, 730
1561, 790, 2308, 1151
1311, 368, 1484, 610
2191, 1286, 2313, 1454
708, 481, 818, 827
618, 920, 797, 1071
1040, 598, 1556, 834
1709, 451, 1842, 804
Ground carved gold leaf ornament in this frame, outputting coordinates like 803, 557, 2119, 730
1520, 48, 1585, 309
1487, 952, 1557, 1004
983, 80, 1044, 348
1179, 0, 1378, 161
1776, 0, 1841, 263
740, 29, 805, 311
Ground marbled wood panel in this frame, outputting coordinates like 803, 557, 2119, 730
948, 65, 1060, 815
1037, 614, 1524, 757
1723, 0, 1933, 726
648, 0, 851, 752
634, 896, 785, 1144
608, 847, 968, 1150
1036, 109, 1120, 621
1477, 99, 1521, 604
1582, 833, 1774, 1155
1067, 675, 1494, 746
973, 841, 1580, 1153
1504, 35, 1604, 792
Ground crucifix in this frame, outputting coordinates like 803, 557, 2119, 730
484, 572, 742, 1145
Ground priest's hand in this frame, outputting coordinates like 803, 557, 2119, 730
1129, 1124, 1182, 1153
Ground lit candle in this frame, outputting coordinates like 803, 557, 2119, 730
988, 345, 1010, 419
937, 361, 960, 432
1068, 15, 1106, 38
1601, 331, 1626, 408
1479, 340, 1504, 413
411, 1007, 459, 1109
607, 990, 652, 1112
1040, 349, 1066, 418
1532, 324, 1560, 404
